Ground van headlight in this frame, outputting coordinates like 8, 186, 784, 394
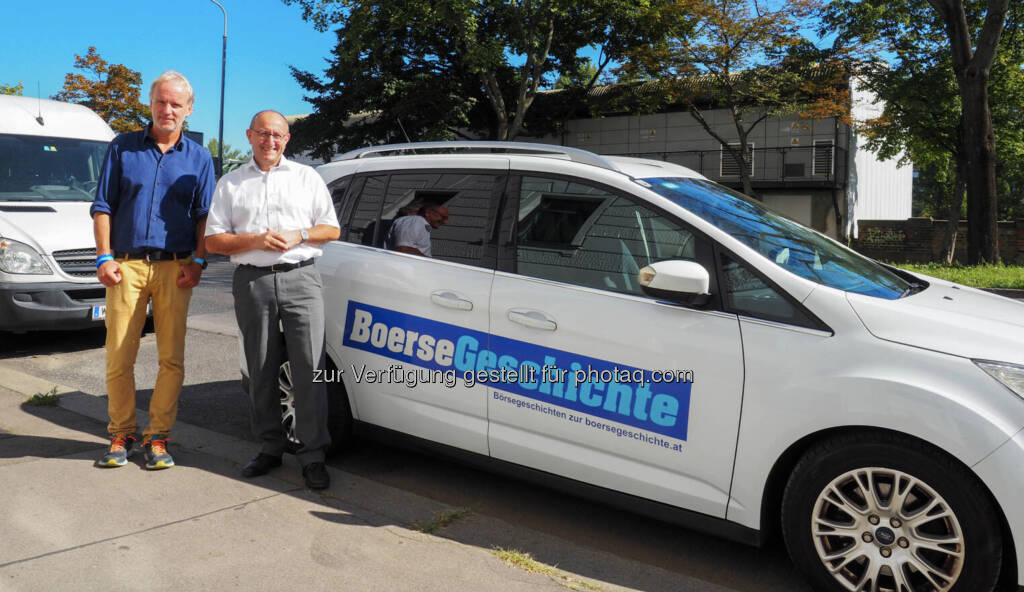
0, 238, 53, 274
974, 360, 1024, 400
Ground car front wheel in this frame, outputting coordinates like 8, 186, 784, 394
781, 432, 1002, 592
278, 358, 352, 454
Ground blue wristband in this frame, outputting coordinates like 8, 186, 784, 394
96, 254, 114, 268
193, 257, 207, 270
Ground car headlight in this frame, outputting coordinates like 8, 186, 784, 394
0, 238, 53, 274
974, 359, 1024, 400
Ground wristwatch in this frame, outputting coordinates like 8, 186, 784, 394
300, 228, 310, 243
193, 257, 208, 270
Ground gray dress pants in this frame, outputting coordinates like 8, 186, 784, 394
232, 263, 330, 464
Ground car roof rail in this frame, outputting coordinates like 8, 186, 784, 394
332, 141, 622, 173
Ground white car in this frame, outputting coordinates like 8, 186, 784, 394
254, 142, 1022, 592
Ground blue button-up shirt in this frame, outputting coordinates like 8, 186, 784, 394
90, 126, 214, 253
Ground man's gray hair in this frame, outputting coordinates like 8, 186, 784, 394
149, 71, 195, 106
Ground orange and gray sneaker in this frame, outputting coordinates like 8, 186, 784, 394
144, 436, 174, 470
97, 433, 137, 467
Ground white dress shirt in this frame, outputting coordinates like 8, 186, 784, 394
206, 156, 339, 266
387, 214, 433, 257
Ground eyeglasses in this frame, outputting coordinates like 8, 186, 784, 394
249, 129, 288, 141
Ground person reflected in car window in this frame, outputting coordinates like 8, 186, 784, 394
386, 204, 449, 257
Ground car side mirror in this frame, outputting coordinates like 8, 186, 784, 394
638, 260, 711, 306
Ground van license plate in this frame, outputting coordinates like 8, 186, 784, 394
91, 305, 106, 321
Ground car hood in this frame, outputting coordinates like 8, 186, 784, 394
0, 201, 95, 253
846, 277, 1024, 366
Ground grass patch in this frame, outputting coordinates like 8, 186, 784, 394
491, 547, 601, 592
25, 386, 61, 407
413, 507, 473, 534
892, 263, 1024, 289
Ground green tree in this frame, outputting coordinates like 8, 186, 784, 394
847, 42, 965, 261
283, 0, 671, 160
207, 139, 252, 175
621, 0, 848, 203
52, 47, 151, 133
826, 0, 1018, 263
206, 139, 251, 161
1, 81, 24, 96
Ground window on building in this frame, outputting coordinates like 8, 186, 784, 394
721, 142, 755, 177
813, 139, 834, 176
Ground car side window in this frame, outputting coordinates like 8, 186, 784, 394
515, 176, 700, 297
343, 175, 388, 245
719, 252, 817, 327
341, 171, 500, 268
327, 176, 352, 229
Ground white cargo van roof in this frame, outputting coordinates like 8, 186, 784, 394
0, 95, 115, 142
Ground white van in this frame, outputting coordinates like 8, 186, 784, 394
0, 95, 114, 332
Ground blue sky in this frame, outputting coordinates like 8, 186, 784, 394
3, 0, 336, 153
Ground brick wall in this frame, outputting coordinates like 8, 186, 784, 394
852, 218, 1024, 263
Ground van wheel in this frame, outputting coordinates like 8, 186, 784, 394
277, 358, 353, 455
781, 432, 1002, 592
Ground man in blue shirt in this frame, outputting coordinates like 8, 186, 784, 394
90, 71, 214, 470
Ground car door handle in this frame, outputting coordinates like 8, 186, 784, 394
430, 290, 473, 311
507, 309, 557, 331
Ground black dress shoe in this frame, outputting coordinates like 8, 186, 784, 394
242, 453, 282, 478
302, 462, 330, 490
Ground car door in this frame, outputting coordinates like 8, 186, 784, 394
485, 173, 744, 517
320, 165, 506, 455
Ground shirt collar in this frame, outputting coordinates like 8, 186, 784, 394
142, 124, 186, 151
246, 154, 293, 173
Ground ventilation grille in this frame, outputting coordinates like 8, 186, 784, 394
814, 141, 834, 176
52, 248, 97, 277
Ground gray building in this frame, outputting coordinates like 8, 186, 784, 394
290, 77, 911, 241
523, 76, 912, 240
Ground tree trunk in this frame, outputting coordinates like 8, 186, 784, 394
960, 74, 999, 263
941, 167, 965, 263
830, 189, 845, 242
926, 0, 1008, 263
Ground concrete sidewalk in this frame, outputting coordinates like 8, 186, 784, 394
0, 368, 731, 592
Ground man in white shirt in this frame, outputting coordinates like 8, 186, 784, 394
386, 204, 449, 257
205, 110, 340, 490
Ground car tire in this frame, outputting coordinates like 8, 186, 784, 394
277, 357, 353, 456
781, 431, 1002, 592
324, 357, 352, 455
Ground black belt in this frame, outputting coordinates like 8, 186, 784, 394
115, 249, 191, 262
241, 258, 314, 272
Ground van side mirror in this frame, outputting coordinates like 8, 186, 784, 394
638, 260, 711, 306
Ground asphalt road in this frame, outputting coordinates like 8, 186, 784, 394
0, 256, 812, 592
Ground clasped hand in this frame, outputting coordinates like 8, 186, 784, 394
260, 228, 302, 252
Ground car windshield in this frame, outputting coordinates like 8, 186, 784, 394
0, 133, 109, 202
643, 177, 913, 299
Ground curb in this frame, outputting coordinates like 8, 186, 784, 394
0, 363, 259, 470
0, 367, 77, 399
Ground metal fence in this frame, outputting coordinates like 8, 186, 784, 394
621, 145, 848, 187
